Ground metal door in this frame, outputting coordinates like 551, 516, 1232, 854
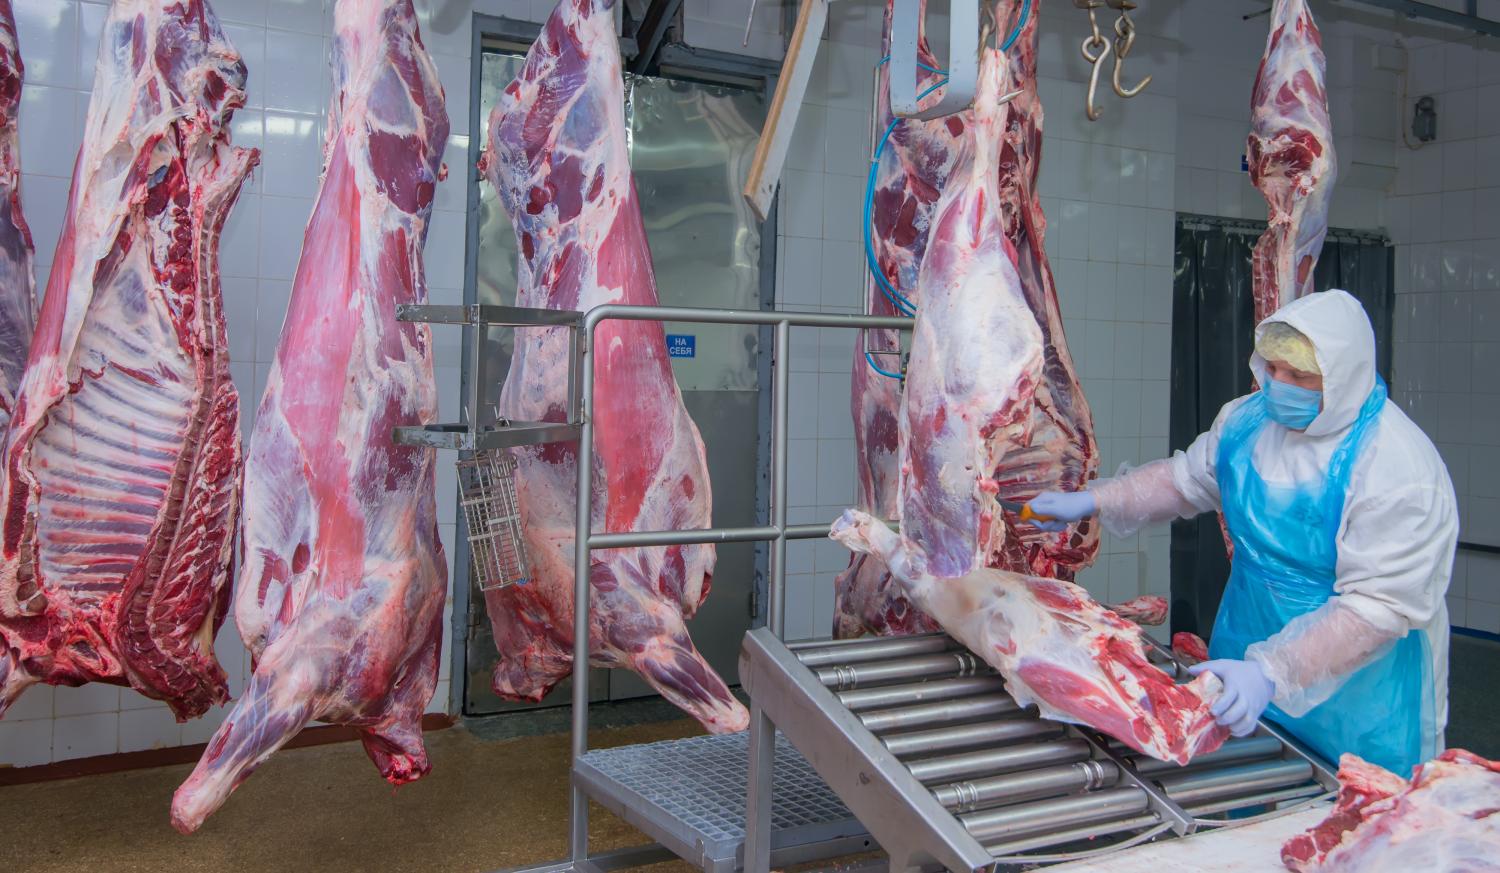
463, 50, 769, 714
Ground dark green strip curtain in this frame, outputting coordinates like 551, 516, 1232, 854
1168, 214, 1394, 639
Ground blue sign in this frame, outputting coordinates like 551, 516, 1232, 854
1241, 153, 1250, 172
667, 334, 696, 358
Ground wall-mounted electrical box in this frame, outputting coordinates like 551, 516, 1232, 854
1413, 95, 1437, 143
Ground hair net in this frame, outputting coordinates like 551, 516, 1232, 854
1256, 321, 1320, 374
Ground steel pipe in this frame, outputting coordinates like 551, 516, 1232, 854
1133, 736, 1284, 777
933, 759, 1121, 812
881, 717, 1064, 758
839, 675, 1008, 713
583, 302, 912, 333
981, 813, 1161, 858
961, 786, 1150, 842
859, 693, 1024, 734
1158, 760, 1315, 805
792, 633, 954, 668
816, 650, 989, 690
1186, 784, 1329, 818
908, 738, 1093, 784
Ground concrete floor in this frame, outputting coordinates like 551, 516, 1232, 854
3, 634, 1495, 873
1, 720, 705, 873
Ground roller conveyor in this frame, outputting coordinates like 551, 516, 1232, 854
740, 628, 1340, 871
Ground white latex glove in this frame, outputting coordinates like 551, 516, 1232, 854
1189, 659, 1276, 737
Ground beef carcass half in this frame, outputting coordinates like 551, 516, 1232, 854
1248, 0, 1336, 324
837, 0, 957, 639
1281, 750, 1500, 872
171, 0, 448, 832
831, 510, 1228, 765
477, 0, 746, 734
0, 0, 34, 434
0, 0, 254, 720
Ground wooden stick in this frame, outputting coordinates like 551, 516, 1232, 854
741, 0, 830, 224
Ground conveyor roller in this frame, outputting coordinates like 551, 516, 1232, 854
740, 628, 1340, 871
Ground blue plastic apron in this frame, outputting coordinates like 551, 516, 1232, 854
1209, 377, 1432, 775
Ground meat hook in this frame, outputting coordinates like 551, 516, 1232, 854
1110, 9, 1151, 99
1078, 2, 1111, 121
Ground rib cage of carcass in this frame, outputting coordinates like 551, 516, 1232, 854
0, 0, 254, 721
477, 0, 748, 736
838, 0, 1098, 640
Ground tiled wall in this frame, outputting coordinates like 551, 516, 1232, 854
1387, 33, 1500, 634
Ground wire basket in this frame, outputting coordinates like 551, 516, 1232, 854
458, 449, 530, 592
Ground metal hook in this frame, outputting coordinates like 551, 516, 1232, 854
1080, 5, 1111, 121
1111, 12, 1151, 98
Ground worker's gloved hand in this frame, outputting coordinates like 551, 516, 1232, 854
1026, 491, 1098, 532
1189, 659, 1276, 737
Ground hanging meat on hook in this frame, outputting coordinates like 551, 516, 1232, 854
839, 0, 1099, 637
173, 0, 449, 832
478, 0, 746, 735
833, 7, 1225, 764
1248, 0, 1336, 324
0, 0, 254, 721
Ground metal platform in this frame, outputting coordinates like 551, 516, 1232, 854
576, 732, 870, 872
740, 629, 1339, 871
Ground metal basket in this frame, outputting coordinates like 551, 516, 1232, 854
458, 449, 530, 591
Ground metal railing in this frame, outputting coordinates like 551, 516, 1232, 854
563, 304, 911, 868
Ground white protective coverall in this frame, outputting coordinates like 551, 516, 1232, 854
1090, 289, 1454, 766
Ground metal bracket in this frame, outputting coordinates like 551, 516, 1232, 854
889, 0, 978, 119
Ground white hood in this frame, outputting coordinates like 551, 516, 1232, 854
1250, 289, 1378, 439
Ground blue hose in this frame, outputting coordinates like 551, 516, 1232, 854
861, 0, 1032, 377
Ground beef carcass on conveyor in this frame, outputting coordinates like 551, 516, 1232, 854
1281, 749, 1500, 872
837, 0, 956, 640
0, 0, 255, 721
831, 11, 1226, 766
831, 510, 1228, 766
476, 0, 746, 735
1248, 0, 1336, 324
837, 1, 1099, 639
0, 0, 34, 434
171, 0, 448, 832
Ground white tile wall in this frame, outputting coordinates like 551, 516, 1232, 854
1386, 32, 1500, 633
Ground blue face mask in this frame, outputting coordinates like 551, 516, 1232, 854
1264, 378, 1322, 430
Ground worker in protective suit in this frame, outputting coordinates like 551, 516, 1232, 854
1029, 289, 1454, 775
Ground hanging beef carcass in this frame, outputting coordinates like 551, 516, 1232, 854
837, 1, 1099, 637
836, 0, 956, 639
171, 0, 448, 832
832, 510, 1228, 765
477, 0, 746, 735
0, 0, 254, 720
1281, 750, 1500, 872
988, 5, 1099, 579
831, 8, 1227, 765
1248, 0, 1336, 324
0, 0, 34, 434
